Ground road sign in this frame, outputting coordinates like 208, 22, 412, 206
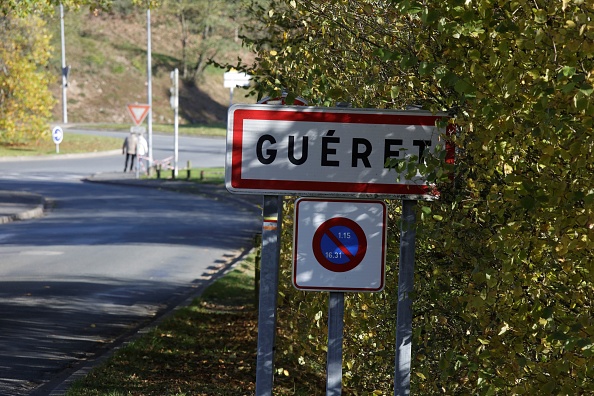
226, 104, 453, 199
127, 104, 150, 126
52, 126, 64, 145
313, 217, 367, 273
293, 198, 386, 292
130, 126, 146, 134
223, 71, 251, 88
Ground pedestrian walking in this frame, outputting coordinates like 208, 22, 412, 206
122, 133, 138, 172
137, 133, 148, 173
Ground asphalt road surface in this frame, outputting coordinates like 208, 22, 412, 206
0, 132, 261, 395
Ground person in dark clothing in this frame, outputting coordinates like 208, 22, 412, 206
122, 133, 138, 172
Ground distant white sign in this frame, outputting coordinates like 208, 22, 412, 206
224, 71, 251, 88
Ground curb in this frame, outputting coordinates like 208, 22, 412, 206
0, 150, 120, 163
0, 191, 48, 224
84, 172, 263, 212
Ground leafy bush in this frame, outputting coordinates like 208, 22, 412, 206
241, 1, 594, 394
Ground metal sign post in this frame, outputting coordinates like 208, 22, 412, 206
59, 3, 68, 124
255, 195, 283, 396
327, 292, 345, 396
146, 8, 153, 168
170, 68, 179, 178
394, 199, 417, 396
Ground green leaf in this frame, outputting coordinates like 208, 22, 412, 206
454, 78, 475, 94
562, 82, 576, 94
418, 61, 433, 76
579, 84, 593, 96
520, 196, 535, 210
561, 66, 576, 77
390, 86, 401, 99
284, 91, 297, 104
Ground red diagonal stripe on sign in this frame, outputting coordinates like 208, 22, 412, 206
325, 230, 356, 261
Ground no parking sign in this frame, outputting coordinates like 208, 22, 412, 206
293, 198, 387, 292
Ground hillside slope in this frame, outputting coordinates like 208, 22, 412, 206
46, 7, 255, 125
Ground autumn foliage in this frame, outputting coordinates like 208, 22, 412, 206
0, 14, 55, 145
238, 0, 594, 394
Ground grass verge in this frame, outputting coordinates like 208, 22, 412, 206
148, 167, 225, 185
0, 134, 121, 157
64, 252, 324, 396
76, 123, 226, 137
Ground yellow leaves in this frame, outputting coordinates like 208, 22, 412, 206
498, 322, 510, 336
360, 4, 373, 15
346, 359, 354, 370
0, 15, 55, 144
276, 367, 290, 376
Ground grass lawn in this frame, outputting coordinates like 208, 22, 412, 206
149, 167, 225, 185
0, 134, 121, 157
76, 123, 227, 138
0, 123, 224, 158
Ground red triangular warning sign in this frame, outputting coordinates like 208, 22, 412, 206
127, 104, 151, 126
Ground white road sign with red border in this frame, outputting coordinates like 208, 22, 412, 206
127, 104, 151, 126
293, 198, 387, 292
226, 104, 453, 199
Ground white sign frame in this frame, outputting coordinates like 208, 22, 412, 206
226, 104, 453, 200
293, 198, 387, 292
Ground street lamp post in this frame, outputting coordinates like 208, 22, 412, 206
60, 3, 68, 124
147, 8, 153, 168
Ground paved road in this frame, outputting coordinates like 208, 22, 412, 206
0, 132, 261, 395
0, 129, 226, 178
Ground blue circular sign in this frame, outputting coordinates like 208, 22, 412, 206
312, 217, 367, 272
52, 126, 64, 144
